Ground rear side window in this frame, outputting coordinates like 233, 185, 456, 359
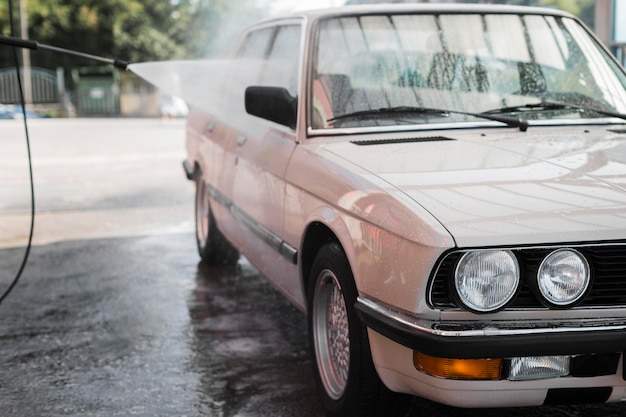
261, 25, 302, 96
236, 28, 273, 59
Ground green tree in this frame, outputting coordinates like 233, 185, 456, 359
0, 0, 267, 71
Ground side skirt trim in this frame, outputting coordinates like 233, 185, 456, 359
207, 184, 298, 265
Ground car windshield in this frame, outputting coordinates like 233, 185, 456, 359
311, 12, 626, 130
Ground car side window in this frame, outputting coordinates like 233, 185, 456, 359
235, 27, 273, 59
261, 24, 302, 97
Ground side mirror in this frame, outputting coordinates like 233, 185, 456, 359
245, 86, 297, 129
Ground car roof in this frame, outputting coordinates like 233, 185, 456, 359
256, 3, 574, 27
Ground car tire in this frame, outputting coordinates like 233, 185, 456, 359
307, 242, 410, 417
194, 170, 238, 265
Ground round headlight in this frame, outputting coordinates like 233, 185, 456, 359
537, 249, 590, 307
454, 250, 520, 313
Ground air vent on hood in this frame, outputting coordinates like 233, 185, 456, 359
350, 136, 455, 146
608, 129, 626, 134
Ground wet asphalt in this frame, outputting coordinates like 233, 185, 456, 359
0, 118, 321, 417
0, 118, 625, 417
0, 235, 321, 417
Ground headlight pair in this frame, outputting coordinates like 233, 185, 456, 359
454, 248, 590, 313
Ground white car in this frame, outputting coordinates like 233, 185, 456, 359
183, 4, 626, 415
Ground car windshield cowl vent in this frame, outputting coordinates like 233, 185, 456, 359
350, 136, 455, 146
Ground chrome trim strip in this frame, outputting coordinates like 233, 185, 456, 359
357, 296, 626, 338
307, 121, 503, 137
306, 118, 626, 138
231, 205, 284, 252
206, 185, 298, 265
206, 186, 231, 210
279, 242, 298, 264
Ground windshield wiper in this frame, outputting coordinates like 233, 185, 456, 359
484, 100, 626, 122
327, 106, 528, 131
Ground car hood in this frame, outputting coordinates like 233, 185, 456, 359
322, 126, 626, 247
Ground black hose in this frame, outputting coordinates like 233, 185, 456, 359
0, 0, 36, 305
0, 0, 131, 304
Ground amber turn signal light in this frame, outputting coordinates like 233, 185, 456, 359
414, 352, 503, 380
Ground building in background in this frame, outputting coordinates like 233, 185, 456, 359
596, 0, 626, 64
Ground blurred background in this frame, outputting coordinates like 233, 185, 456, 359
0, 0, 621, 118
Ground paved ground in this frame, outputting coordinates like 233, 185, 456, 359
0, 118, 322, 417
0, 118, 625, 416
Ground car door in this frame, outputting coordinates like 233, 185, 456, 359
208, 26, 275, 247
230, 23, 303, 301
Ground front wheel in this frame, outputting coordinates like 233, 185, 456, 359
307, 242, 409, 417
194, 171, 238, 265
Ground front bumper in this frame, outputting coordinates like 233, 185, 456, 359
355, 297, 626, 359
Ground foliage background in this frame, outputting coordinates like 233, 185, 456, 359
485, 0, 595, 27
0, 0, 267, 71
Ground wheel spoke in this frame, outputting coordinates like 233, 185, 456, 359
313, 270, 350, 400
328, 283, 350, 383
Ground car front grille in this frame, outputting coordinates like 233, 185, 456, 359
430, 243, 626, 310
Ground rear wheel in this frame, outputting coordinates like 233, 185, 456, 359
307, 242, 409, 417
194, 170, 238, 265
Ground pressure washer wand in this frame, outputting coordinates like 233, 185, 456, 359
0, 34, 129, 70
